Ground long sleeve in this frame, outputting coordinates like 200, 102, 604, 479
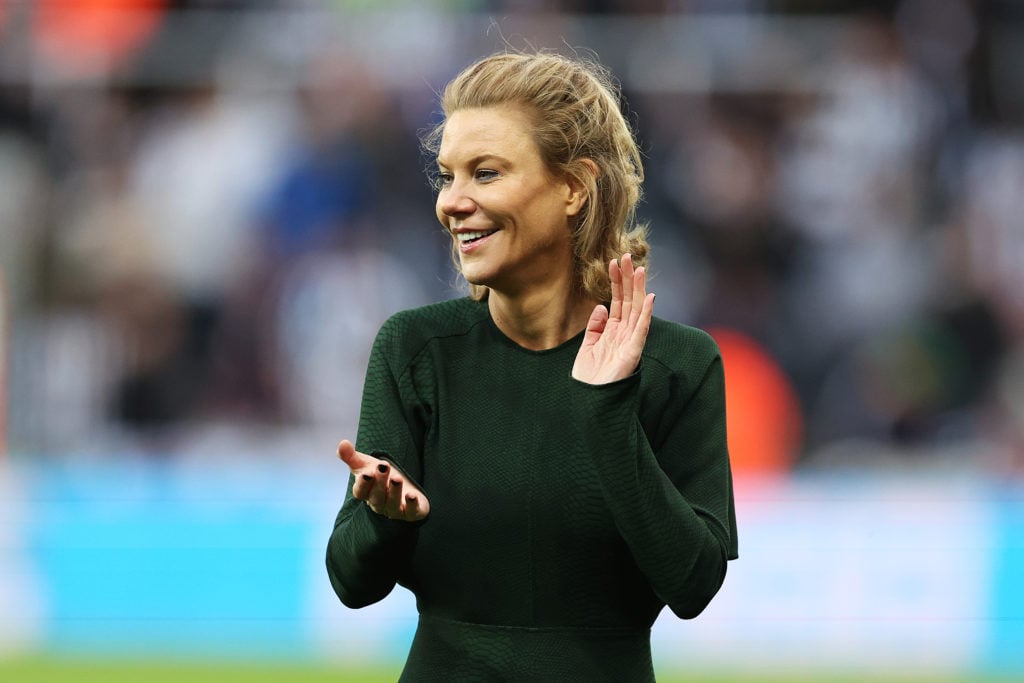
568, 331, 737, 619
327, 492, 416, 607
325, 316, 428, 608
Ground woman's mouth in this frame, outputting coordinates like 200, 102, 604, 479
456, 229, 497, 244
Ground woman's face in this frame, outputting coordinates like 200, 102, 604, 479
435, 105, 585, 296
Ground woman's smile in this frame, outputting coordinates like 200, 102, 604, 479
454, 228, 499, 251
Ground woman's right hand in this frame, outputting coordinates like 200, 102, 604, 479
337, 440, 430, 522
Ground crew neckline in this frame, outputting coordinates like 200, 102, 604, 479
479, 301, 588, 356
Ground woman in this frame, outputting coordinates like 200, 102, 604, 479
326, 51, 738, 682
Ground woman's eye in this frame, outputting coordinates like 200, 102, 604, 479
433, 172, 453, 190
432, 169, 497, 191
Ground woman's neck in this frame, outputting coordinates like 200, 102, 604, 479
487, 287, 598, 351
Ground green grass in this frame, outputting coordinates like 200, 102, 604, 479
0, 656, 395, 683
0, 656, 1018, 683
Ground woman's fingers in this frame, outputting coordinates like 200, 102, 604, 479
384, 477, 405, 518
403, 492, 427, 519
628, 265, 646, 327
366, 461, 389, 511
581, 303, 609, 348
619, 253, 634, 321
630, 291, 655, 350
352, 471, 375, 499
342, 440, 377, 501
608, 253, 647, 332
338, 439, 364, 468
607, 258, 623, 321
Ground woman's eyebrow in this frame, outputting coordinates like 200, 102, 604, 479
436, 153, 512, 169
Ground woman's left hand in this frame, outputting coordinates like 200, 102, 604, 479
572, 253, 655, 385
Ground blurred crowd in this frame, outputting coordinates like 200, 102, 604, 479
0, 0, 1022, 472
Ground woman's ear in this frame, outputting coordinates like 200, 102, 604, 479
565, 159, 599, 217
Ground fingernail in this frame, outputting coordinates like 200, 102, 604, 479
361, 474, 373, 482
406, 494, 416, 502
377, 463, 389, 474
389, 480, 399, 488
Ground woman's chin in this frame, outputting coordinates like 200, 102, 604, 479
459, 264, 496, 289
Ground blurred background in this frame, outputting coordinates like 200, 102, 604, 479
0, 0, 1022, 680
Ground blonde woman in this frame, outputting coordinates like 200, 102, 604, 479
326, 51, 738, 681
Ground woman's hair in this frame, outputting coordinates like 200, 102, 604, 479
423, 51, 649, 302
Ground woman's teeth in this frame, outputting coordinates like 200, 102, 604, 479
457, 230, 496, 243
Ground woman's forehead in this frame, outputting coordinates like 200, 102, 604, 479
437, 106, 537, 161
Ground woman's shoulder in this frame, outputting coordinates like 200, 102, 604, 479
385, 297, 486, 331
644, 317, 722, 375
375, 297, 488, 352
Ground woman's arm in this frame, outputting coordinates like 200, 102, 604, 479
572, 253, 736, 619
326, 485, 418, 608
325, 317, 427, 608
570, 345, 736, 619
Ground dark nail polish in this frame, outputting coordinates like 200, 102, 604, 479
377, 463, 388, 474
389, 480, 399, 488
361, 474, 373, 482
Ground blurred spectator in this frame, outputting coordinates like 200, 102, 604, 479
208, 51, 441, 426
80, 84, 287, 434
773, 13, 946, 454
0, 132, 46, 320
43, 89, 193, 431
659, 96, 803, 347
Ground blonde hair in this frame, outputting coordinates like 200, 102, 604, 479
423, 51, 649, 302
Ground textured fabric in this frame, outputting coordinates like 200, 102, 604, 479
326, 297, 737, 681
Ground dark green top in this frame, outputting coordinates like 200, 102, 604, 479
327, 297, 738, 682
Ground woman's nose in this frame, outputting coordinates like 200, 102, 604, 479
437, 179, 475, 218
